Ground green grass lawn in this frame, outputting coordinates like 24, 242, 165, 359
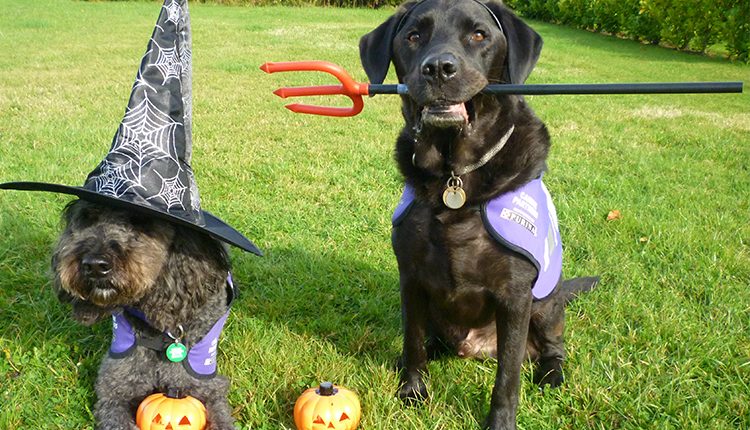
1, 1, 749, 429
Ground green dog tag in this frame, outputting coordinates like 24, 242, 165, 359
166, 342, 188, 363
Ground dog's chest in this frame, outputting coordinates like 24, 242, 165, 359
394, 203, 502, 325
392, 180, 563, 301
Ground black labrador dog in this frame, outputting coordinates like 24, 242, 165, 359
360, 1, 597, 428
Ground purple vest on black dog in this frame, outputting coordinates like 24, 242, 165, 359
109, 274, 234, 379
392, 178, 562, 300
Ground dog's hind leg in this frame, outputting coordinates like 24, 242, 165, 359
425, 308, 470, 360
528, 289, 567, 388
527, 276, 599, 388
456, 323, 498, 359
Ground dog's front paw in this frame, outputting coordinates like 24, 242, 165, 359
533, 357, 564, 388
397, 375, 428, 404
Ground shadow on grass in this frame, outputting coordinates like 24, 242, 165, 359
0, 220, 524, 428
232, 245, 402, 362
226, 245, 515, 428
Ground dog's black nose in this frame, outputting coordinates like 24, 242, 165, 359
421, 53, 458, 82
81, 255, 112, 277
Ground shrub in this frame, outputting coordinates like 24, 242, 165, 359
721, 0, 750, 61
506, 0, 749, 61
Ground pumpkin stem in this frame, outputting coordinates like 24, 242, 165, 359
166, 387, 186, 399
317, 381, 336, 396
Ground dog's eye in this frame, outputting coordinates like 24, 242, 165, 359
406, 31, 421, 43
471, 30, 487, 42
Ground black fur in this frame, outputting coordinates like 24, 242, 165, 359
360, 1, 595, 429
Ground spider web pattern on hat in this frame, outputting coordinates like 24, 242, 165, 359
84, 0, 201, 223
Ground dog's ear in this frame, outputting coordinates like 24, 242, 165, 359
359, 1, 418, 84
485, 1, 543, 84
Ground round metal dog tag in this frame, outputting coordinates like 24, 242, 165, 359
166, 342, 188, 363
443, 186, 466, 209
443, 175, 466, 209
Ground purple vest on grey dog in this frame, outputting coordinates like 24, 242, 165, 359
392, 178, 562, 300
109, 274, 234, 378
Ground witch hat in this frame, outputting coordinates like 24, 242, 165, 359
0, 0, 261, 256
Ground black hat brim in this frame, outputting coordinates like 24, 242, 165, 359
0, 181, 262, 256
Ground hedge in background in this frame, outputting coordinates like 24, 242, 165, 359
505, 0, 749, 62
94, 0, 748, 61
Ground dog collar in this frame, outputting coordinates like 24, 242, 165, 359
442, 124, 514, 209
454, 124, 515, 176
108, 273, 235, 379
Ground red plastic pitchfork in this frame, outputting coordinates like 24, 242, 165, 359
260, 60, 743, 118
260, 61, 376, 117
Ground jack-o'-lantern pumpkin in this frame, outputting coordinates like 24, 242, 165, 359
136, 388, 207, 430
294, 382, 361, 430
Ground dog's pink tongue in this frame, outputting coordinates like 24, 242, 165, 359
445, 103, 469, 122
422, 103, 469, 127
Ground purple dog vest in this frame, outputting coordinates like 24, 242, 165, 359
392, 178, 563, 300
109, 274, 234, 379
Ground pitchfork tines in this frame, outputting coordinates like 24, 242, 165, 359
261, 61, 371, 117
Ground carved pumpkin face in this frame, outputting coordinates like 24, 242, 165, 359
136, 389, 207, 430
294, 382, 361, 430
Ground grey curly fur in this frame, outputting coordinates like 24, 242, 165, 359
52, 200, 235, 430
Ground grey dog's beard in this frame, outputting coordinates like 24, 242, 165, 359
64, 274, 126, 307
87, 286, 119, 306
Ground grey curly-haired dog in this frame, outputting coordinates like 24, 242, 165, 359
52, 199, 236, 430
0, 1, 262, 428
